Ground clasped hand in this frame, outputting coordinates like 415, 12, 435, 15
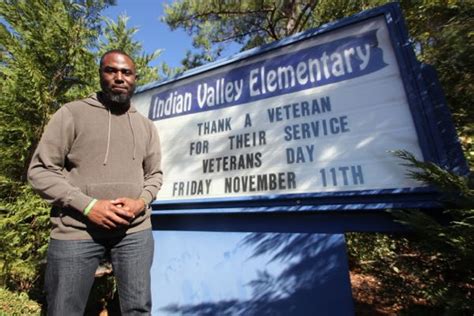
87, 197, 145, 230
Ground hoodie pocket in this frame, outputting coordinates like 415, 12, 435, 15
85, 182, 142, 200
59, 183, 144, 229
86, 182, 148, 227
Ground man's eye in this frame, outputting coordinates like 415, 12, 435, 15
103, 68, 133, 75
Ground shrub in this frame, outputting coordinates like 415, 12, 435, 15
0, 287, 41, 315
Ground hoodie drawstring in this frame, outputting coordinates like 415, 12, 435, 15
127, 111, 137, 160
103, 109, 137, 165
103, 109, 112, 165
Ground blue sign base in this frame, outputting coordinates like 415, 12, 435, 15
150, 213, 355, 315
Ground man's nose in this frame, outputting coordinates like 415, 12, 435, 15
114, 71, 124, 82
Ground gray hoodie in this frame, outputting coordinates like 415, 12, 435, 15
28, 93, 163, 240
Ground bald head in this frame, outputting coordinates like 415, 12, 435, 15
100, 49, 135, 70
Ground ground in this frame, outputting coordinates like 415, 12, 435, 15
350, 270, 435, 315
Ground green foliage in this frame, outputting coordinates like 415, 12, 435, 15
0, 0, 106, 185
401, 1, 474, 131
390, 150, 474, 312
394, 150, 473, 207
0, 1, 163, 312
391, 211, 474, 313
0, 185, 50, 291
0, 287, 41, 315
401, 0, 474, 175
0, 0, 107, 298
346, 232, 402, 267
163, 0, 388, 68
163, 0, 321, 67
347, 151, 473, 313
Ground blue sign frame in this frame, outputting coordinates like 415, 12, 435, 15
135, 3, 467, 213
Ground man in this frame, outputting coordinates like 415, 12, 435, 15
28, 50, 162, 315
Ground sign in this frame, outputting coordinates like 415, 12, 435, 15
150, 230, 353, 314
133, 3, 466, 211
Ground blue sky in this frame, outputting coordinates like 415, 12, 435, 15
103, 0, 193, 69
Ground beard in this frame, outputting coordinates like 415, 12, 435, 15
106, 91, 132, 104
100, 82, 135, 112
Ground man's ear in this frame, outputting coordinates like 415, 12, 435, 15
135, 73, 140, 81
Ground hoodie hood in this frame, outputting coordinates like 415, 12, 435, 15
83, 92, 138, 113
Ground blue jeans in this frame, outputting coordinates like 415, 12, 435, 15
45, 229, 154, 316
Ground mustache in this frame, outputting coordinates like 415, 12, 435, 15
101, 83, 135, 105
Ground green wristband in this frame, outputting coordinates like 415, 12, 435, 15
83, 199, 97, 217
